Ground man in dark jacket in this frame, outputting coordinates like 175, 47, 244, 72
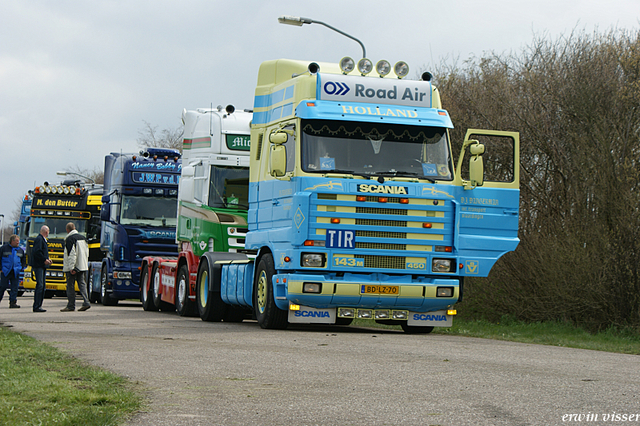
29, 225, 52, 312
1, 234, 26, 308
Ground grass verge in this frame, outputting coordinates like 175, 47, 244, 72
352, 317, 640, 355
0, 327, 142, 426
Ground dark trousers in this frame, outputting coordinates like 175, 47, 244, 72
0, 271, 20, 304
32, 267, 47, 310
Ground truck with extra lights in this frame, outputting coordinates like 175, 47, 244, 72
23, 181, 104, 297
95, 148, 182, 305
139, 106, 252, 315
150, 58, 520, 333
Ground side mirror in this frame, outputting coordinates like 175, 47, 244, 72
178, 165, 195, 202
469, 143, 485, 187
270, 145, 286, 177
269, 131, 288, 145
100, 204, 111, 222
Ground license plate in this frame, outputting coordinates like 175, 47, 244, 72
360, 285, 399, 295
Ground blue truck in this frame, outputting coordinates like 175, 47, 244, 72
161, 58, 521, 333
94, 148, 182, 305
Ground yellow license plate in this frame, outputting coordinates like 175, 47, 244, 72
360, 285, 399, 295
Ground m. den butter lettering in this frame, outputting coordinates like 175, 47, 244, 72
36, 199, 79, 208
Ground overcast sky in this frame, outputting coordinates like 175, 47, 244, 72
1, 0, 638, 223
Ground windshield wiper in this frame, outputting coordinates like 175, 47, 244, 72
372, 171, 435, 183
324, 169, 373, 179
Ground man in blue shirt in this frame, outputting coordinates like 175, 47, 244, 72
1, 234, 26, 308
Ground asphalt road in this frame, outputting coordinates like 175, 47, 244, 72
1, 294, 639, 426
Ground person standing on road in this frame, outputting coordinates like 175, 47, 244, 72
0, 235, 26, 308
60, 222, 91, 312
30, 225, 52, 312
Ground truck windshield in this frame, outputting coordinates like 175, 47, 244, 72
208, 166, 249, 210
120, 195, 177, 227
301, 119, 453, 180
28, 217, 87, 239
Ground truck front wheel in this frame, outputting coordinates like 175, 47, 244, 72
253, 254, 288, 330
176, 265, 197, 317
141, 264, 158, 311
101, 267, 119, 306
196, 256, 226, 322
152, 264, 174, 312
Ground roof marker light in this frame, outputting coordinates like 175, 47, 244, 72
394, 61, 409, 78
357, 58, 373, 75
340, 57, 355, 74
376, 60, 391, 77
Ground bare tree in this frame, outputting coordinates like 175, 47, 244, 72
432, 28, 640, 330
137, 120, 184, 153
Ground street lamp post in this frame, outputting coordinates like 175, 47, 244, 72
56, 171, 96, 185
278, 15, 366, 59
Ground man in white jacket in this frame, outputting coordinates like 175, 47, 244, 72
60, 222, 91, 312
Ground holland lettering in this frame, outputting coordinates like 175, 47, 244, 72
341, 105, 417, 118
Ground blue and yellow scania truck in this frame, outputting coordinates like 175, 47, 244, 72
152, 57, 520, 333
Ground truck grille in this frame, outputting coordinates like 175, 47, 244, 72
311, 191, 454, 271
355, 255, 406, 269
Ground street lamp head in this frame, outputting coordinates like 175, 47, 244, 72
278, 15, 366, 59
56, 171, 95, 184
278, 15, 312, 26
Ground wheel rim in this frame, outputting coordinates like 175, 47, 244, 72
177, 275, 186, 309
153, 271, 160, 299
142, 273, 148, 301
199, 270, 208, 307
101, 271, 107, 299
257, 270, 267, 314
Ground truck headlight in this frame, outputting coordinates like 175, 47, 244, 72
436, 287, 454, 297
301, 253, 325, 267
432, 258, 455, 273
303, 283, 322, 293
114, 271, 132, 279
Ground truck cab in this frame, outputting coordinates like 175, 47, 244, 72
97, 148, 182, 305
196, 58, 520, 332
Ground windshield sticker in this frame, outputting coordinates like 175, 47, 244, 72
320, 157, 335, 170
422, 163, 437, 175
